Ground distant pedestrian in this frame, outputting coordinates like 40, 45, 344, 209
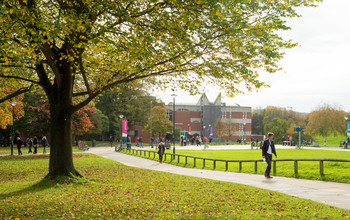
28, 138, 33, 154
203, 136, 208, 149
282, 136, 285, 146
139, 137, 143, 148
109, 135, 113, 148
16, 137, 23, 155
136, 137, 139, 147
151, 137, 154, 148
183, 137, 187, 146
196, 137, 200, 146
262, 132, 277, 179
209, 136, 213, 146
42, 136, 48, 154
158, 141, 165, 163
33, 136, 38, 154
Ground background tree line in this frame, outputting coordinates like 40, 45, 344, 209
0, 85, 165, 145
252, 105, 349, 146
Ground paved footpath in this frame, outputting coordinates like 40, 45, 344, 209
89, 147, 350, 210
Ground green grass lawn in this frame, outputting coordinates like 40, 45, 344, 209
0, 146, 83, 155
128, 149, 350, 183
314, 134, 346, 147
0, 154, 348, 219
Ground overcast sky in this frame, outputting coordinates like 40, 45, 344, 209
151, 0, 350, 113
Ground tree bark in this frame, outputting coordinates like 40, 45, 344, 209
324, 136, 327, 146
45, 58, 81, 178
47, 103, 81, 178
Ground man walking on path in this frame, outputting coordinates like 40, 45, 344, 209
203, 136, 208, 149
33, 136, 38, 154
109, 135, 113, 148
139, 137, 143, 148
157, 140, 165, 163
16, 137, 23, 155
262, 132, 277, 178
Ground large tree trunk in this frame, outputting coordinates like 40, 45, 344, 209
324, 136, 327, 146
45, 58, 81, 178
48, 104, 80, 178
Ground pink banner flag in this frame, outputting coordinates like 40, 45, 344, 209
122, 120, 128, 137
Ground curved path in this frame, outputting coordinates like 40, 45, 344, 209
89, 147, 350, 210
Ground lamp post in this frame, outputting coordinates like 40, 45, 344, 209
243, 122, 246, 144
150, 100, 153, 145
209, 124, 211, 136
171, 94, 177, 158
345, 117, 349, 149
203, 125, 206, 138
119, 115, 124, 146
10, 101, 17, 156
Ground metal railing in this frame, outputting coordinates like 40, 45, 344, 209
119, 149, 350, 176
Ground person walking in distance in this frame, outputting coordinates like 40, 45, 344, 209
109, 135, 113, 148
136, 137, 139, 147
139, 137, 143, 148
16, 137, 23, 155
33, 136, 38, 154
203, 136, 208, 149
42, 136, 48, 154
262, 132, 277, 178
28, 138, 33, 154
157, 140, 165, 163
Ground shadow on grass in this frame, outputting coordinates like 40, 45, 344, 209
0, 175, 89, 200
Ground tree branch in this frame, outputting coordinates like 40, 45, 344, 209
0, 85, 33, 104
0, 74, 40, 84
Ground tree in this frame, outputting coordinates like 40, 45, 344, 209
0, 0, 321, 178
308, 104, 346, 146
214, 119, 227, 139
95, 86, 159, 138
264, 118, 292, 144
144, 106, 172, 138
0, 82, 26, 129
251, 109, 264, 135
214, 118, 237, 141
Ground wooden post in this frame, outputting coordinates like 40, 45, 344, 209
177, 155, 180, 164
320, 160, 324, 176
225, 161, 228, 171
239, 162, 242, 172
185, 156, 188, 166
294, 160, 298, 175
194, 158, 196, 167
213, 160, 216, 170
203, 159, 206, 169
273, 161, 276, 175
254, 161, 258, 173
148, 151, 150, 158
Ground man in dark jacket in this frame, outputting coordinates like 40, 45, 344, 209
262, 132, 277, 178
16, 137, 23, 155
157, 140, 165, 163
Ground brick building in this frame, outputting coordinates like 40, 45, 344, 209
166, 93, 252, 142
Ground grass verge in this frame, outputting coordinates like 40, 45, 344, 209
126, 149, 350, 183
0, 146, 83, 155
0, 154, 349, 219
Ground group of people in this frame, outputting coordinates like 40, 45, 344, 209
281, 136, 293, 146
16, 136, 48, 155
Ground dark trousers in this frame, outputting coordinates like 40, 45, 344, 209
34, 146, 37, 154
28, 146, 32, 153
264, 154, 273, 176
17, 147, 22, 155
159, 154, 164, 163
